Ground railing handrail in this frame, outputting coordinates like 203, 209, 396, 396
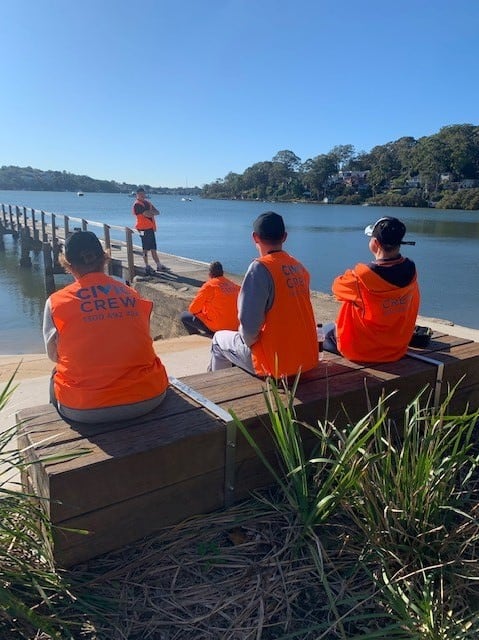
0, 204, 135, 234
0, 203, 138, 281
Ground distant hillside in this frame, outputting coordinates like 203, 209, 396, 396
0, 165, 202, 195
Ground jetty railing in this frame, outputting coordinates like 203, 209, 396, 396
0, 203, 137, 291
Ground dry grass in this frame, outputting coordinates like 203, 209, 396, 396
66, 494, 386, 640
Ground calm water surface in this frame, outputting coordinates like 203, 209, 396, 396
1, 190, 478, 354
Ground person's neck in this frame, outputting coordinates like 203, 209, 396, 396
258, 243, 283, 257
72, 268, 105, 279
373, 248, 400, 261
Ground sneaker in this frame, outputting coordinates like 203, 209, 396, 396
156, 263, 169, 272
145, 265, 154, 275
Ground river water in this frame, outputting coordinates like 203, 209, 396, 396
1, 190, 478, 354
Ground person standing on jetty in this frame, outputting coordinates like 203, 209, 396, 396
132, 187, 167, 274
324, 216, 420, 362
209, 212, 318, 378
180, 261, 240, 338
43, 231, 168, 424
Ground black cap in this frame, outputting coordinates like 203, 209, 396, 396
253, 211, 286, 242
364, 217, 416, 246
65, 231, 104, 265
136, 187, 145, 194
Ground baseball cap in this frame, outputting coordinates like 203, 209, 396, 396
253, 211, 286, 242
65, 231, 104, 265
136, 187, 146, 194
364, 217, 416, 246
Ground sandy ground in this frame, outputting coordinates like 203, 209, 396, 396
0, 334, 211, 384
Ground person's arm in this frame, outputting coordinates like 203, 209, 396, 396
133, 201, 159, 219
144, 199, 159, 217
332, 268, 362, 305
239, 261, 274, 347
188, 283, 211, 314
42, 298, 58, 362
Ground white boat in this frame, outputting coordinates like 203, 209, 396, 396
77, 191, 84, 197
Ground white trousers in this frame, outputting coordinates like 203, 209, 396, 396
210, 330, 255, 374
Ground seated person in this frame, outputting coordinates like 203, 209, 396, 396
43, 231, 168, 424
210, 212, 318, 378
180, 261, 240, 338
324, 216, 420, 363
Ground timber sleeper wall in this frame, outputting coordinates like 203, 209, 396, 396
17, 333, 479, 567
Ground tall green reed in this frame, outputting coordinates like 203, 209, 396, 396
232, 377, 479, 638
348, 385, 479, 638
231, 376, 390, 535
0, 373, 78, 639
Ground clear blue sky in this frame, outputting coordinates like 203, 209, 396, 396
1, 0, 478, 188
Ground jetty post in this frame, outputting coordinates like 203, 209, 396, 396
103, 223, 115, 276
0, 205, 5, 249
19, 226, 33, 268
126, 227, 135, 283
41, 210, 48, 242
30, 208, 41, 248
16, 206, 34, 268
42, 242, 56, 296
8, 205, 16, 237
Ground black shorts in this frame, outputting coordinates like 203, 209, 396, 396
139, 229, 157, 251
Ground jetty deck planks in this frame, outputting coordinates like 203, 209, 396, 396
17, 333, 479, 566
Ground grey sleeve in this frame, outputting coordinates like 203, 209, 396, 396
239, 261, 275, 347
42, 298, 58, 362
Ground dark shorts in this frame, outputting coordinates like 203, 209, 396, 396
139, 229, 157, 251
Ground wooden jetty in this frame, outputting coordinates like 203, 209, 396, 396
0, 202, 146, 293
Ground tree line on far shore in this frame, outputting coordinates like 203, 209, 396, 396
2, 123, 478, 209
0, 166, 201, 196
202, 123, 479, 210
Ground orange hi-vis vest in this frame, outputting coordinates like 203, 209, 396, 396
250, 252, 318, 378
49, 272, 168, 410
133, 199, 156, 231
334, 263, 420, 363
188, 276, 240, 332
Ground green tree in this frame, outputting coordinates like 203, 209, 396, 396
301, 154, 337, 199
271, 149, 301, 173
329, 144, 355, 171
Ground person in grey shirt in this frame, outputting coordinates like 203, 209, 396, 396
209, 212, 318, 377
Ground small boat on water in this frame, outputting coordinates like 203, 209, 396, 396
77, 191, 84, 197
181, 197, 193, 202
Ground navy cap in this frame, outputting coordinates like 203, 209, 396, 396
364, 217, 415, 246
65, 231, 104, 265
253, 211, 286, 242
